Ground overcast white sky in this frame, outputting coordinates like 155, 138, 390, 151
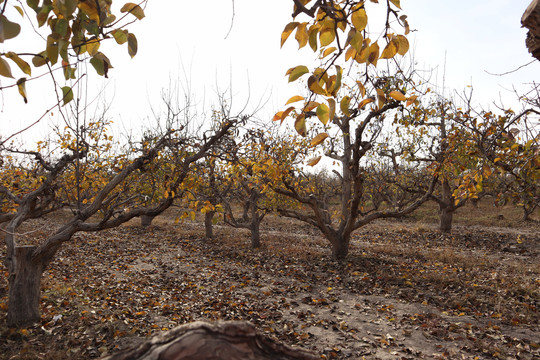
1, 0, 538, 144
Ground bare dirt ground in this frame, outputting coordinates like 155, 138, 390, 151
0, 208, 538, 359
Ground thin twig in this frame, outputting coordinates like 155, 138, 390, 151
224, 0, 235, 40
484, 60, 536, 76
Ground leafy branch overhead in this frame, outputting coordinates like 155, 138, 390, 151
0, 0, 147, 103
276, 0, 415, 141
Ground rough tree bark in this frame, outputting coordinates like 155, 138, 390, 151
204, 210, 216, 239
7, 246, 43, 327
102, 321, 318, 360
140, 214, 156, 228
522, 0, 540, 60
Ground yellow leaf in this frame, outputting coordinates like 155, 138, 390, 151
351, 7, 367, 31
304, 101, 320, 112
280, 106, 295, 123
389, 0, 401, 9
308, 24, 319, 51
0, 57, 14, 78
272, 111, 283, 122
367, 42, 379, 66
307, 156, 322, 166
86, 40, 100, 57
340, 96, 351, 116
120, 3, 145, 20
356, 81, 366, 97
349, 30, 363, 52
78, 2, 100, 23
5, 52, 31, 75
380, 39, 398, 59
345, 46, 357, 61
358, 98, 374, 109
285, 95, 304, 105
396, 35, 409, 55
322, 46, 336, 58
388, 90, 406, 101
316, 103, 330, 125
16, 77, 27, 103
406, 95, 417, 106
311, 133, 329, 146
281, 22, 299, 47
288, 65, 309, 82
328, 98, 336, 121
308, 75, 327, 96
294, 114, 306, 136
319, 27, 335, 47
295, 22, 308, 49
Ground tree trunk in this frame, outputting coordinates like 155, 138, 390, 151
242, 201, 250, 222
439, 205, 454, 233
205, 211, 216, 239
140, 214, 156, 228
102, 321, 318, 360
7, 246, 44, 327
439, 179, 455, 233
330, 234, 349, 261
249, 216, 261, 249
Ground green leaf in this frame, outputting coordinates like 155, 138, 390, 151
112, 29, 128, 44
26, 0, 39, 10
32, 52, 47, 67
61, 86, 73, 106
58, 0, 77, 18
5, 52, 31, 75
120, 3, 146, 20
340, 96, 351, 116
332, 65, 342, 95
90, 52, 112, 77
46, 36, 59, 64
127, 33, 138, 58
308, 25, 319, 51
316, 103, 330, 125
103, 15, 117, 27
288, 65, 309, 82
0, 15, 21, 43
0, 57, 14, 78
55, 18, 69, 37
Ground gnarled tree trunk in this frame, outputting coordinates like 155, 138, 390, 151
522, 0, 540, 60
102, 321, 318, 360
7, 246, 45, 327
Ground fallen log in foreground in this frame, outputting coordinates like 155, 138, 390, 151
102, 321, 319, 360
